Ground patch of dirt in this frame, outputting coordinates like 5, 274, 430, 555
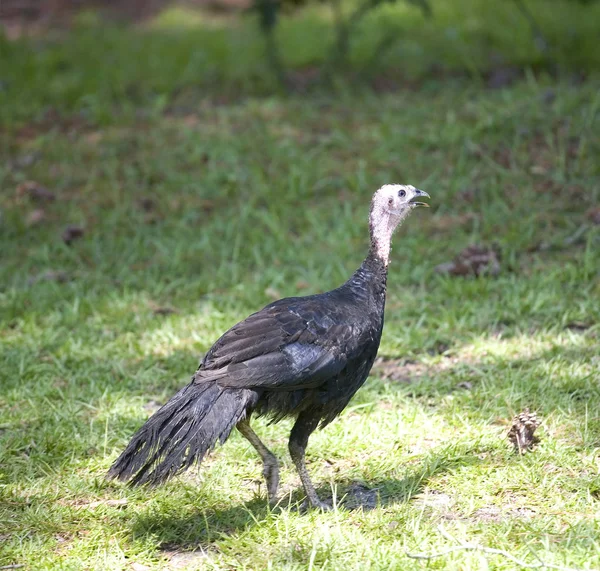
414, 490, 453, 509
1, 0, 169, 33
510, 506, 536, 519
413, 490, 459, 520
373, 355, 465, 384
471, 505, 503, 522
162, 549, 211, 569
406, 437, 445, 456
414, 489, 538, 524
61, 497, 128, 509
374, 358, 431, 383
160, 540, 220, 559
470, 504, 536, 522
2, 110, 94, 143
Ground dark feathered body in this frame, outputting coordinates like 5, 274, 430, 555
221, 254, 388, 425
108, 254, 387, 486
108, 184, 428, 507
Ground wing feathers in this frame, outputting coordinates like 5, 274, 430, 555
197, 298, 370, 392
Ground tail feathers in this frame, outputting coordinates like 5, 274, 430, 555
107, 381, 254, 486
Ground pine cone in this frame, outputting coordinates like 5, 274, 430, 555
507, 408, 540, 454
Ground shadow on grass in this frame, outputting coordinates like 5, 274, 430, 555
130, 444, 485, 549
131, 497, 271, 551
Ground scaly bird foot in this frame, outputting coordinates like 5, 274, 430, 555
262, 460, 280, 503
299, 496, 332, 512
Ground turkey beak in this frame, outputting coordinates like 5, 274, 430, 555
411, 189, 430, 208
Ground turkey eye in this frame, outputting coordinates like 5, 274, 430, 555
398, 189, 406, 198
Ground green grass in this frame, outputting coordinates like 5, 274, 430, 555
1, 1, 600, 569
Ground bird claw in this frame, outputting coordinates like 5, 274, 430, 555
299, 497, 332, 512
262, 461, 280, 502
311, 499, 332, 511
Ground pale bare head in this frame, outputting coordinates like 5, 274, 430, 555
369, 184, 430, 264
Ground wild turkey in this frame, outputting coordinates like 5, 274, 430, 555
108, 184, 430, 509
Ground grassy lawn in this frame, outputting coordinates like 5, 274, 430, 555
1, 1, 600, 569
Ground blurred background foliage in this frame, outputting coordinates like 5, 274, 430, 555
1, 0, 599, 126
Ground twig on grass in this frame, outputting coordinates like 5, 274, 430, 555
0, 565, 25, 570
406, 526, 596, 571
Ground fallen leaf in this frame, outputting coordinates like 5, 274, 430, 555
61, 225, 85, 245
435, 244, 501, 277
16, 181, 56, 202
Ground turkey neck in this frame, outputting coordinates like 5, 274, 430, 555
342, 250, 388, 311
337, 204, 406, 312
340, 209, 403, 310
